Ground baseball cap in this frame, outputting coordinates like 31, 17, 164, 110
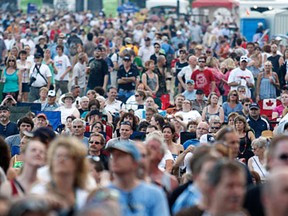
125, 37, 132, 44
90, 110, 102, 117
36, 113, 47, 120
240, 56, 249, 62
34, 53, 42, 58
0, 105, 10, 111
186, 80, 195, 85
196, 89, 204, 95
95, 46, 103, 51
123, 55, 131, 61
48, 90, 56, 97
106, 140, 140, 162
249, 103, 260, 110
176, 30, 182, 35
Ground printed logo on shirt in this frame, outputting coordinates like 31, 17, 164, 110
195, 73, 208, 88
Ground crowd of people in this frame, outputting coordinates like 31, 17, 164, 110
0, 8, 288, 216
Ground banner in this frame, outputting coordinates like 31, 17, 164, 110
103, 0, 118, 18
20, 0, 42, 12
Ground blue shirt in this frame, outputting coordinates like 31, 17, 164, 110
222, 102, 243, 122
172, 183, 202, 215
108, 181, 170, 216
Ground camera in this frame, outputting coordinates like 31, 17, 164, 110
29, 76, 36, 86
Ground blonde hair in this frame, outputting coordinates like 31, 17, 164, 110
47, 136, 89, 189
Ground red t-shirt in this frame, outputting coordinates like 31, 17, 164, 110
191, 68, 215, 96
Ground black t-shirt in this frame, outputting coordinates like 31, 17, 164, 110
0, 122, 18, 138
117, 64, 138, 91
175, 61, 189, 76
88, 58, 108, 89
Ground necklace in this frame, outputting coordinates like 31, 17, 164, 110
238, 143, 247, 155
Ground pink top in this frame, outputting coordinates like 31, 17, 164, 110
273, 104, 285, 117
223, 70, 232, 95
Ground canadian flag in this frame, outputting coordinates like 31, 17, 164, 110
263, 99, 277, 110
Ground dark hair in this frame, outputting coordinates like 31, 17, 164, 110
56, 44, 64, 51
18, 49, 27, 56
246, 42, 255, 47
0, 137, 10, 173
87, 32, 94, 41
88, 99, 100, 110
187, 120, 198, 128
119, 112, 138, 131
147, 125, 158, 130
66, 115, 76, 121
138, 121, 150, 131
154, 114, 165, 130
94, 87, 105, 96
241, 97, 251, 105
214, 126, 236, 142
236, 38, 242, 46
91, 121, 104, 132
206, 159, 245, 187
17, 116, 34, 129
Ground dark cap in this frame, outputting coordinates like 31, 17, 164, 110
123, 55, 131, 61
95, 46, 103, 51
196, 89, 204, 95
144, 37, 151, 41
23, 127, 56, 145
34, 53, 42, 58
249, 103, 260, 110
0, 105, 10, 111
90, 110, 102, 117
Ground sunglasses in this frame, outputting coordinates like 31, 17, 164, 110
206, 51, 212, 54
211, 126, 220, 130
121, 121, 132, 126
232, 94, 238, 96
135, 95, 140, 97
8, 60, 15, 62
198, 60, 205, 63
154, 46, 160, 48
278, 153, 288, 161
73, 125, 83, 128
244, 104, 250, 106
89, 140, 102, 145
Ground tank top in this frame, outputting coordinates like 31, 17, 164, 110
238, 131, 254, 163
204, 106, 220, 122
146, 72, 157, 91
3, 68, 19, 93
259, 73, 277, 100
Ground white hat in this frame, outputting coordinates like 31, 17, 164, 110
176, 30, 182, 35
240, 56, 249, 62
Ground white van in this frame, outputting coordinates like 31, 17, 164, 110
146, 0, 190, 15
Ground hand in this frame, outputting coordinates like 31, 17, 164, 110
256, 95, 260, 102
60, 75, 64, 80
184, 145, 195, 154
17, 94, 22, 102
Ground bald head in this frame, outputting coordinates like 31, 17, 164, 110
196, 122, 209, 139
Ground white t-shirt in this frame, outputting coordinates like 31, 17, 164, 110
29, 63, 52, 87
175, 110, 202, 123
53, 54, 71, 81
55, 106, 80, 123
138, 45, 154, 64
228, 67, 254, 98
72, 62, 86, 88
177, 65, 198, 82
158, 150, 174, 171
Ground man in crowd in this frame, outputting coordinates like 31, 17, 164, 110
181, 80, 197, 101
166, 94, 185, 115
106, 141, 170, 216
28, 53, 51, 102
105, 87, 122, 115
138, 37, 154, 64
53, 44, 72, 95
117, 54, 138, 102
174, 49, 188, 93
228, 56, 254, 98
5, 116, 34, 156
191, 56, 215, 97
42, 90, 59, 111
247, 103, 270, 138
71, 118, 89, 148
88, 46, 109, 92
178, 55, 198, 91
191, 89, 207, 114
106, 121, 133, 147
0, 105, 18, 138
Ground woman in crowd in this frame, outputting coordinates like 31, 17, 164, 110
35, 35, 48, 58
142, 60, 159, 96
202, 92, 224, 123
86, 90, 97, 101
2, 55, 22, 101
227, 112, 239, 127
248, 137, 268, 182
125, 90, 146, 111
30, 136, 90, 214
222, 90, 242, 122
272, 92, 288, 120
234, 115, 255, 163
256, 60, 279, 101
206, 56, 222, 96
162, 124, 184, 161
0, 140, 46, 198
17, 50, 31, 102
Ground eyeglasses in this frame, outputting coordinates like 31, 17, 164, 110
87, 155, 101, 162
198, 60, 205, 63
121, 121, 132, 126
73, 125, 83, 128
278, 153, 288, 161
89, 140, 102, 145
